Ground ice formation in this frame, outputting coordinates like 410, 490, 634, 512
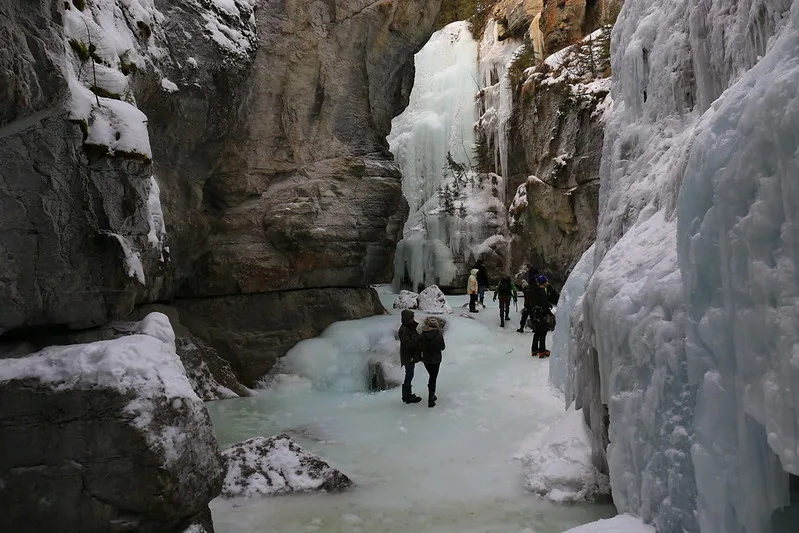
549, 245, 595, 393
561, 515, 655, 533
477, 20, 522, 182
391, 22, 509, 290
574, 0, 799, 531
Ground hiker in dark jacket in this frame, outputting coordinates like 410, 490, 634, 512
529, 275, 555, 358
419, 316, 446, 408
492, 276, 517, 327
517, 281, 537, 333
398, 310, 422, 404
472, 259, 490, 306
526, 264, 539, 287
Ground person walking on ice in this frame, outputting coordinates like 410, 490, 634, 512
419, 317, 445, 408
492, 276, 517, 327
467, 268, 479, 313
472, 259, 490, 307
398, 310, 422, 403
529, 275, 556, 358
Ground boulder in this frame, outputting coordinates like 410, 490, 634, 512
221, 434, 353, 497
417, 285, 454, 314
0, 313, 223, 533
393, 290, 420, 310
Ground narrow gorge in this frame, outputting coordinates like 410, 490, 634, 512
2, 1, 799, 533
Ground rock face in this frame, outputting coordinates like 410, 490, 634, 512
0, 313, 223, 533
174, 288, 388, 388
539, 0, 622, 55
0, 0, 443, 384
494, 0, 544, 38
505, 30, 611, 285
221, 434, 353, 497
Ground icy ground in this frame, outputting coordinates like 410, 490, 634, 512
207, 287, 615, 533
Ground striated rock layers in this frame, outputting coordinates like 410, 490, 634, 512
0, 0, 444, 386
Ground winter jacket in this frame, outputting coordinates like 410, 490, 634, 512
544, 284, 560, 306
398, 310, 421, 365
473, 262, 489, 286
467, 269, 479, 295
493, 278, 517, 301
419, 325, 445, 365
528, 284, 552, 310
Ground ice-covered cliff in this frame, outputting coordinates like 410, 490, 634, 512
565, 0, 799, 531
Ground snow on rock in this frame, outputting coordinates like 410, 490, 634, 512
516, 407, 610, 503
417, 285, 453, 314
393, 290, 419, 310
560, 515, 656, 533
160, 77, 179, 92
0, 312, 223, 531
221, 434, 353, 497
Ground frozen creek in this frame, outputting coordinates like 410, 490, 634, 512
207, 288, 615, 533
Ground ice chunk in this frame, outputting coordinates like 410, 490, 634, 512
392, 290, 419, 310
560, 515, 655, 533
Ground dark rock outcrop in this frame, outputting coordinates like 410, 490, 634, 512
221, 434, 353, 497
0, 313, 223, 533
174, 287, 387, 388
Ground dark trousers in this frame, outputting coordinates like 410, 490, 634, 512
532, 327, 547, 352
402, 363, 416, 399
469, 293, 478, 312
519, 308, 531, 330
478, 284, 486, 304
424, 363, 440, 397
498, 299, 510, 324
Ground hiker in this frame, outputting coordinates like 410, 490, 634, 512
398, 310, 422, 403
492, 276, 517, 327
472, 259, 489, 306
467, 268, 479, 313
517, 280, 537, 333
530, 274, 555, 358
419, 316, 446, 408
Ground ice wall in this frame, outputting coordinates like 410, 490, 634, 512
550, 244, 595, 393
391, 22, 508, 290
579, 0, 798, 531
677, 2, 799, 531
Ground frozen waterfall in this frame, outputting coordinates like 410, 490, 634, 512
390, 22, 508, 291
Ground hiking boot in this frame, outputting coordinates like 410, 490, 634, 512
404, 395, 422, 404
517, 328, 524, 333
531, 350, 540, 357
538, 350, 551, 359
504, 315, 510, 321
500, 321, 505, 327
428, 399, 436, 408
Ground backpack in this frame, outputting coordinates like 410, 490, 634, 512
496, 278, 511, 297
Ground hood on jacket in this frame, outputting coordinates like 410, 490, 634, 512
401, 309, 416, 326
470, 268, 478, 276
422, 316, 445, 331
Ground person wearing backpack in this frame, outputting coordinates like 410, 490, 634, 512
419, 316, 446, 408
492, 276, 517, 327
529, 275, 555, 358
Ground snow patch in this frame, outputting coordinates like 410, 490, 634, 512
160, 78, 178, 93
516, 407, 610, 503
560, 515, 656, 533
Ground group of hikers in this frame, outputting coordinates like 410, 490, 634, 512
397, 260, 559, 406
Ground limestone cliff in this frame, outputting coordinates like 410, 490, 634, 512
0, 0, 442, 386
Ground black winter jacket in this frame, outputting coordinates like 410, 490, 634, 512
419, 327, 445, 364
398, 310, 421, 365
